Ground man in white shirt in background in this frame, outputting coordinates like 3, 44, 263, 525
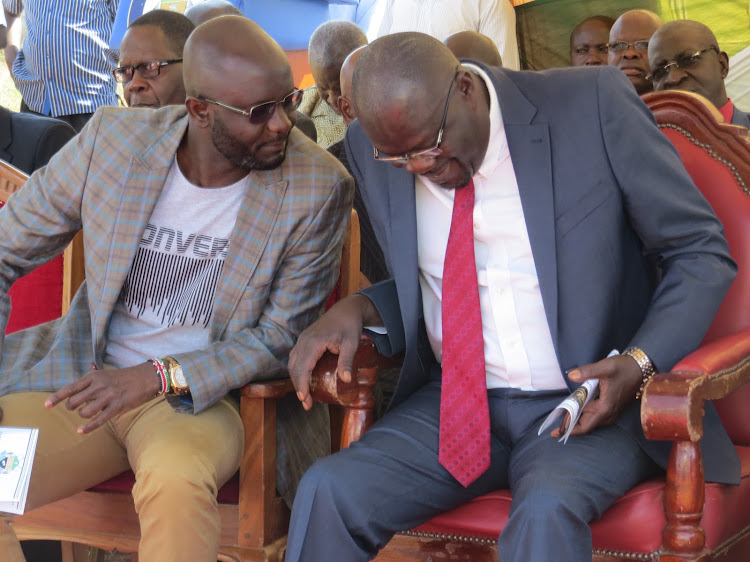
376, 0, 520, 70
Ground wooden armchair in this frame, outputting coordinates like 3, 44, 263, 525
307, 90, 750, 561
1, 161, 365, 562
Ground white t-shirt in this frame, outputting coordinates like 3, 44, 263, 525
105, 162, 248, 368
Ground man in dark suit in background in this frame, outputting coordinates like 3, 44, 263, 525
284, 33, 737, 561
0, 105, 75, 174
649, 20, 750, 128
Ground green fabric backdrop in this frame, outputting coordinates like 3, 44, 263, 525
516, 0, 750, 69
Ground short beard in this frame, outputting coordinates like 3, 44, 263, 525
210, 112, 287, 171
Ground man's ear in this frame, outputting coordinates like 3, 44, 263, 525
185, 97, 211, 128
338, 95, 355, 124
719, 51, 730, 80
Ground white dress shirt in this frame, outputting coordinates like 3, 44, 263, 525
376, 0, 520, 71
415, 64, 566, 391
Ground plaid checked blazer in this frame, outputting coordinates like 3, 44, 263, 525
0, 105, 354, 502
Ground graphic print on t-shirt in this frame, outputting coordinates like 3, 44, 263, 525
120, 223, 232, 328
104, 161, 249, 368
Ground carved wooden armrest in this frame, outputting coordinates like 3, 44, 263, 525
641, 326, 750, 441
639, 326, 750, 558
240, 378, 295, 399
309, 335, 400, 449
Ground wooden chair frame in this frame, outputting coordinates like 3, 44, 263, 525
0, 161, 363, 561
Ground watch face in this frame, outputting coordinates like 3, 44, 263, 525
172, 365, 188, 387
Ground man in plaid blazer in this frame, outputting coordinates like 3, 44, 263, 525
0, 16, 352, 561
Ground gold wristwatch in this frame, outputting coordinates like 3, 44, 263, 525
623, 347, 656, 400
163, 356, 190, 396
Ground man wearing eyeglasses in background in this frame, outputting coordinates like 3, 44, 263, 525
608, 9, 663, 95
284, 32, 738, 562
0, 15, 352, 561
648, 20, 750, 129
569, 15, 614, 67
117, 10, 195, 109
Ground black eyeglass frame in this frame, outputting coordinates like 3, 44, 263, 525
608, 40, 650, 54
647, 46, 720, 83
373, 66, 461, 164
112, 59, 183, 83
196, 89, 304, 125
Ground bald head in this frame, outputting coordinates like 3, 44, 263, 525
649, 20, 729, 109
184, 0, 242, 27
353, 33, 491, 191
184, 16, 291, 100
444, 31, 502, 67
353, 33, 458, 131
609, 10, 663, 94
338, 45, 366, 125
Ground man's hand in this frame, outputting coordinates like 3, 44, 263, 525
288, 294, 381, 411
550, 354, 643, 438
45, 363, 161, 434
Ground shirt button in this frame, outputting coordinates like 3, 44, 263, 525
474, 223, 480, 229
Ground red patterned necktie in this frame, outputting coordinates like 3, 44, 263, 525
439, 179, 490, 488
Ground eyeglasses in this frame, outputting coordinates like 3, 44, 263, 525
112, 59, 183, 83
373, 66, 460, 164
608, 40, 650, 54
648, 46, 719, 82
197, 89, 304, 125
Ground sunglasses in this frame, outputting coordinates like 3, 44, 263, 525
608, 41, 649, 54
112, 59, 183, 83
373, 66, 460, 164
648, 47, 719, 82
197, 89, 304, 125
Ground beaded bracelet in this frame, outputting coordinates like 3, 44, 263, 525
150, 357, 171, 396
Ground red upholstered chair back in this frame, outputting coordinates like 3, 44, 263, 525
644, 91, 750, 444
0, 160, 66, 333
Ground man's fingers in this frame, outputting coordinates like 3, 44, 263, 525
45, 378, 91, 408
78, 407, 114, 434
336, 335, 360, 384
568, 403, 607, 436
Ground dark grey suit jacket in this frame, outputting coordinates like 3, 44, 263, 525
730, 104, 750, 129
0, 105, 76, 174
345, 63, 739, 485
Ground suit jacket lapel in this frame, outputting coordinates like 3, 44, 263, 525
387, 165, 422, 329
491, 69, 560, 352
210, 166, 287, 340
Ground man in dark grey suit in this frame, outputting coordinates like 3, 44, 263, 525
285, 33, 738, 561
649, 20, 750, 128
0, 105, 75, 174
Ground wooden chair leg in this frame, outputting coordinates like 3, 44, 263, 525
0, 516, 26, 562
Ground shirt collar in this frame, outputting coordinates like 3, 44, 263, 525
463, 63, 507, 179
718, 98, 735, 124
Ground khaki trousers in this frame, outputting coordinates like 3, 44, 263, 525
0, 392, 244, 562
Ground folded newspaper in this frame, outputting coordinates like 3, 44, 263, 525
538, 350, 620, 444
0, 427, 39, 515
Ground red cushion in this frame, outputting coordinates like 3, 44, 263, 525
5, 257, 64, 334
90, 470, 240, 505
0, 201, 64, 334
411, 445, 750, 554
